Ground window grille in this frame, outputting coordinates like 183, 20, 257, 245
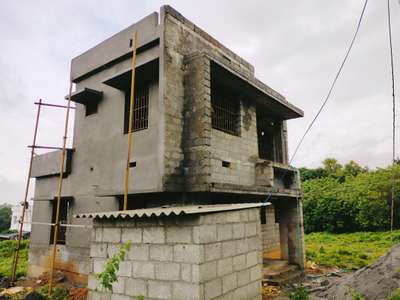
124, 85, 149, 133
211, 89, 240, 136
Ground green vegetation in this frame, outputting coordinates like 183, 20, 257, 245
0, 239, 29, 278
289, 286, 310, 300
0, 206, 12, 233
305, 230, 400, 269
96, 241, 131, 292
301, 158, 400, 233
36, 285, 69, 300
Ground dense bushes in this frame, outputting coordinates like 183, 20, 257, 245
302, 159, 400, 233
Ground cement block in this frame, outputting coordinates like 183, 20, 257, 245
121, 228, 142, 243
107, 244, 119, 258
233, 254, 246, 271
90, 243, 107, 258
236, 239, 249, 254
222, 272, 237, 293
111, 277, 125, 294
204, 242, 221, 261
174, 244, 204, 263
150, 244, 173, 261
217, 257, 233, 276
232, 223, 245, 239
103, 228, 121, 243
222, 240, 236, 258
155, 262, 180, 280
217, 224, 233, 241
143, 227, 165, 243
93, 258, 106, 273
131, 261, 155, 279
192, 261, 216, 282
148, 280, 172, 299
128, 244, 149, 261
193, 225, 217, 243
117, 261, 131, 277
125, 278, 147, 297
172, 282, 202, 300
166, 226, 192, 243
250, 265, 262, 282
181, 263, 191, 282
204, 278, 222, 299
237, 268, 250, 287
246, 223, 257, 237
94, 228, 103, 242
110, 294, 130, 300
246, 251, 259, 268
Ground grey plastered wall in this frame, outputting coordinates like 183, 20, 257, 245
28, 12, 164, 280
88, 208, 262, 300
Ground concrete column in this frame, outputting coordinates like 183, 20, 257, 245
277, 198, 305, 269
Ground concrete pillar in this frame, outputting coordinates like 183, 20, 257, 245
277, 198, 305, 269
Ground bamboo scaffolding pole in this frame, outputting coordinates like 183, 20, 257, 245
123, 32, 138, 211
48, 79, 73, 295
10, 99, 43, 283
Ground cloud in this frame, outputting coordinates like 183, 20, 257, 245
0, 0, 399, 204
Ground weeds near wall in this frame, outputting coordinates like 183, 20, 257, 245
96, 240, 132, 292
289, 286, 310, 300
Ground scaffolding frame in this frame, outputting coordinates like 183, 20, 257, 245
10, 98, 76, 286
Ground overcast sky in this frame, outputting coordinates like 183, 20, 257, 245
0, 0, 399, 205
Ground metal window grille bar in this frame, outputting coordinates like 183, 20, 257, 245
211, 91, 240, 136
125, 85, 149, 132
133, 85, 149, 131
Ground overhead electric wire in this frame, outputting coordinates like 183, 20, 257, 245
387, 0, 396, 236
265, 0, 369, 202
288, 0, 369, 166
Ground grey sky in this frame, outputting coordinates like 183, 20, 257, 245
0, 0, 399, 205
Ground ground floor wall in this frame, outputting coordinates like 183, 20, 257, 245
28, 244, 91, 285
261, 205, 281, 260
88, 208, 263, 300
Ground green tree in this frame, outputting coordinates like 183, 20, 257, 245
0, 206, 12, 233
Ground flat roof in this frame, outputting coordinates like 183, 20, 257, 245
74, 203, 270, 220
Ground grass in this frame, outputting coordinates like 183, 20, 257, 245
305, 230, 400, 270
0, 239, 29, 278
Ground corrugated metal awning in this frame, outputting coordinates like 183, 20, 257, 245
74, 203, 270, 220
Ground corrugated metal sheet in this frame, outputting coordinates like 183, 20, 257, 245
74, 203, 270, 220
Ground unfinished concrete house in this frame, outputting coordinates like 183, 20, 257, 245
28, 5, 304, 299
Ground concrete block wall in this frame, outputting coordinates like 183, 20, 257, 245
261, 205, 280, 255
210, 101, 258, 187
87, 208, 263, 300
162, 7, 256, 192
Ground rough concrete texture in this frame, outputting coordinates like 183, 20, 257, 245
262, 205, 280, 256
313, 244, 400, 300
87, 208, 263, 300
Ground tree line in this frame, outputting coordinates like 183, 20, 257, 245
300, 159, 400, 233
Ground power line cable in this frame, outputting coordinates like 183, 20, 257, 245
288, 0, 369, 166
387, 0, 396, 236
265, 0, 369, 202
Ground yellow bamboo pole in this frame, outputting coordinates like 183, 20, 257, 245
123, 32, 138, 211
48, 78, 73, 295
11, 99, 42, 283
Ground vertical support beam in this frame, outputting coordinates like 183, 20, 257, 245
48, 79, 73, 295
11, 99, 42, 283
123, 31, 138, 211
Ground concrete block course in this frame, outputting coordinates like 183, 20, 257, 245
87, 207, 263, 300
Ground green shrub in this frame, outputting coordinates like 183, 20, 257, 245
289, 287, 310, 300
